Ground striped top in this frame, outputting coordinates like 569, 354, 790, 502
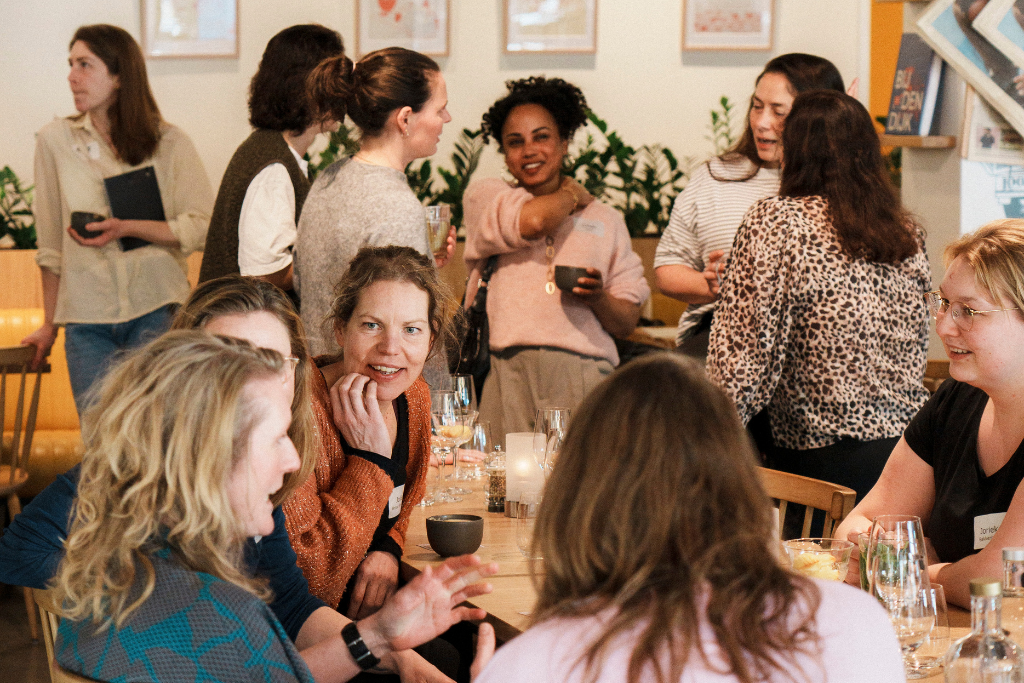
654, 156, 779, 344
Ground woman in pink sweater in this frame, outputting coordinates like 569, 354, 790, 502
474, 354, 904, 683
462, 77, 649, 435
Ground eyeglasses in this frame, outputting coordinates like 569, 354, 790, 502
924, 291, 1019, 332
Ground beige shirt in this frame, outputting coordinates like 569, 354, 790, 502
33, 114, 213, 324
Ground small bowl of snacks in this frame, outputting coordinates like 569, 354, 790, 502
782, 538, 854, 582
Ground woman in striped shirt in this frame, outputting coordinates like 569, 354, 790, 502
654, 54, 844, 358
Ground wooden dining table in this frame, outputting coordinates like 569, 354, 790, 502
401, 478, 537, 644
401, 476, 975, 678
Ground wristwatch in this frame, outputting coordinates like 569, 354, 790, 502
341, 622, 381, 670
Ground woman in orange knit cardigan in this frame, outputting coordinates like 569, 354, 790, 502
283, 246, 460, 620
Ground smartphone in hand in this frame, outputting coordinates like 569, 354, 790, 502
70, 211, 106, 239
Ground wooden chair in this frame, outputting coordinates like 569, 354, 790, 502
1, 345, 46, 640
756, 467, 857, 539
33, 588, 100, 683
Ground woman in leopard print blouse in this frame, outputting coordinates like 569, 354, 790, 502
707, 90, 931, 501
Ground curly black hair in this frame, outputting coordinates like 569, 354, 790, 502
480, 76, 589, 148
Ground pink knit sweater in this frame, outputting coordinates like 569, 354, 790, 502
463, 178, 650, 365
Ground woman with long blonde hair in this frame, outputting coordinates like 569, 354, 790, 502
474, 354, 904, 683
51, 331, 496, 682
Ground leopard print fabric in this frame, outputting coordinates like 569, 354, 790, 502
707, 195, 932, 450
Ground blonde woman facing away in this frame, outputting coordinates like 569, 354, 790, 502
474, 354, 904, 683
51, 332, 496, 682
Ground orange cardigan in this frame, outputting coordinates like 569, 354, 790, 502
282, 361, 430, 609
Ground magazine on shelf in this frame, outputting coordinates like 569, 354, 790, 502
885, 32, 946, 136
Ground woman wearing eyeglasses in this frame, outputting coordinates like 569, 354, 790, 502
707, 91, 931, 508
837, 219, 1024, 609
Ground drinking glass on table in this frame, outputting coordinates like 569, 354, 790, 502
865, 514, 927, 595
443, 410, 477, 495
459, 420, 490, 480
871, 552, 934, 676
905, 584, 949, 678
451, 374, 478, 484
425, 205, 451, 259
430, 390, 461, 503
534, 407, 570, 475
515, 491, 543, 560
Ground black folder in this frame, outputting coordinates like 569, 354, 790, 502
103, 166, 165, 251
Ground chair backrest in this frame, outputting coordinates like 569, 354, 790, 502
0, 345, 45, 483
756, 467, 856, 539
33, 588, 101, 683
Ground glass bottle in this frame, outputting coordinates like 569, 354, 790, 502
1005, 549, 1024, 640
945, 578, 1024, 682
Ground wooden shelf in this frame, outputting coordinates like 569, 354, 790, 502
880, 135, 957, 149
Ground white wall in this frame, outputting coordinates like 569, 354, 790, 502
0, 1, 868, 189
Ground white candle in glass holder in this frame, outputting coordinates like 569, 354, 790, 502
505, 432, 544, 502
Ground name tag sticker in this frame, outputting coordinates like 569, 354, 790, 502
388, 484, 405, 519
573, 217, 605, 237
975, 512, 1006, 549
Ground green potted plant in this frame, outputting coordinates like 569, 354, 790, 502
0, 166, 36, 249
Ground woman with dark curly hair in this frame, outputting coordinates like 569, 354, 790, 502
708, 90, 931, 504
200, 24, 344, 296
462, 77, 649, 434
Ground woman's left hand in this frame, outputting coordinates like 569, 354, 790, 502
360, 554, 498, 655
67, 217, 122, 248
329, 373, 392, 457
571, 267, 604, 301
348, 551, 400, 620
435, 225, 457, 269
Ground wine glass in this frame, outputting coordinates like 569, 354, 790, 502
871, 552, 935, 677
430, 390, 461, 503
450, 374, 478, 484
906, 585, 949, 678
460, 420, 491, 480
865, 514, 927, 595
444, 410, 477, 495
534, 407, 570, 475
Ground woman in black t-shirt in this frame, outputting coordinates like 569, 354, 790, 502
836, 219, 1024, 608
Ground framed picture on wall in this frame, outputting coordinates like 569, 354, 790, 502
504, 0, 598, 54
918, 0, 1024, 136
141, 0, 238, 58
973, 0, 1024, 69
356, 0, 449, 57
682, 0, 774, 51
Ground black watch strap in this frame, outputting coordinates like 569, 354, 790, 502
341, 622, 381, 670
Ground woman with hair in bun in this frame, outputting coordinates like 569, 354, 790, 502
462, 77, 650, 435
295, 48, 454, 356
200, 24, 345, 297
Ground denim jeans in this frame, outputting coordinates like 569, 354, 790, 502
64, 304, 176, 417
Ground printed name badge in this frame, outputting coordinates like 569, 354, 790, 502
389, 484, 405, 519
573, 216, 605, 237
975, 512, 1006, 550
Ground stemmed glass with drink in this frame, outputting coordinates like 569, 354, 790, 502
429, 390, 462, 503
864, 514, 927, 594
450, 374, 479, 487
534, 407, 570, 475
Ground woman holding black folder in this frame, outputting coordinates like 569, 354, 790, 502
22, 24, 213, 416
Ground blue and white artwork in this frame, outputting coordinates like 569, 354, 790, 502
974, 0, 1024, 70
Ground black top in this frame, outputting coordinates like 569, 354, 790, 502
339, 393, 409, 561
905, 379, 1024, 563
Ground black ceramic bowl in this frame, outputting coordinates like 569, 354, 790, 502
554, 265, 590, 292
426, 514, 484, 557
